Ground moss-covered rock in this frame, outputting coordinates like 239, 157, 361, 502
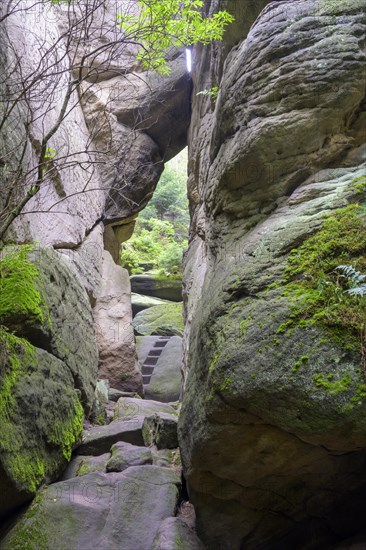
180, 162, 366, 547
0, 245, 98, 519
0, 467, 181, 550
133, 302, 184, 336
0, 342, 84, 518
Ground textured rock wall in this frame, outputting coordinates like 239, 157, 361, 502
0, 0, 190, 392
179, 1, 366, 548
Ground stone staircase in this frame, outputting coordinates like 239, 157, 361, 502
141, 337, 170, 389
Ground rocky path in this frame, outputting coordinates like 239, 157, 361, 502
1, 396, 204, 550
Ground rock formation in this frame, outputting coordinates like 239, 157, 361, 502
0, 0, 190, 392
0, 0, 189, 523
179, 0, 366, 548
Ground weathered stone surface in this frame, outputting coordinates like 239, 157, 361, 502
133, 302, 184, 336
58, 223, 105, 306
77, 418, 145, 456
1, 467, 181, 550
180, 0, 366, 548
132, 293, 171, 316
114, 397, 176, 422
143, 413, 178, 450
62, 454, 110, 480
152, 517, 205, 550
106, 441, 152, 472
93, 251, 143, 394
2, 3, 104, 270
130, 274, 182, 302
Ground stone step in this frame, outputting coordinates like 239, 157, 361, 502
148, 349, 163, 357
141, 365, 155, 375
144, 356, 159, 366
154, 340, 169, 348
143, 375, 152, 384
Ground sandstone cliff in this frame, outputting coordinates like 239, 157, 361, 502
179, 1, 366, 547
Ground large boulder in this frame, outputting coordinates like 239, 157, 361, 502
93, 251, 143, 394
0, 245, 98, 520
180, 0, 366, 548
0, 467, 181, 550
133, 303, 184, 337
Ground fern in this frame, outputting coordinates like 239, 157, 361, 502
336, 265, 366, 297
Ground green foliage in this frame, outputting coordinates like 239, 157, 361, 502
336, 265, 366, 296
0, 245, 45, 324
118, 0, 234, 74
196, 86, 219, 100
122, 151, 188, 274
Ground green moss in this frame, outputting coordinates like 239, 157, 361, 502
0, 328, 35, 419
76, 459, 91, 477
208, 352, 220, 373
239, 317, 252, 336
278, 203, 366, 354
352, 175, 366, 195
0, 245, 46, 325
313, 373, 352, 395
7, 493, 48, 550
48, 398, 84, 461
94, 410, 107, 426
0, 330, 48, 492
219, 377, 233, 392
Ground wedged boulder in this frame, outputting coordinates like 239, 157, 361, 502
114, 397, 176, 422
77, 418, 145, 456
62, 454, 111, 480
106, 441, 153, 472
133, 302, 184, 337
0, 467, 181, 550
130, 274, 182, 302
152, 517, 205, 550
93, 251, 143, 394
143, 413, 179, 450
132, 293, 171, 316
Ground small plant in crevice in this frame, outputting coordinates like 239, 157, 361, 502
336, 265, 366, 297
196, 86, 219, 101
335, 264, 366, 374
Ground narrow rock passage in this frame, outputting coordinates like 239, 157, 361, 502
1, 395, 204, 550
